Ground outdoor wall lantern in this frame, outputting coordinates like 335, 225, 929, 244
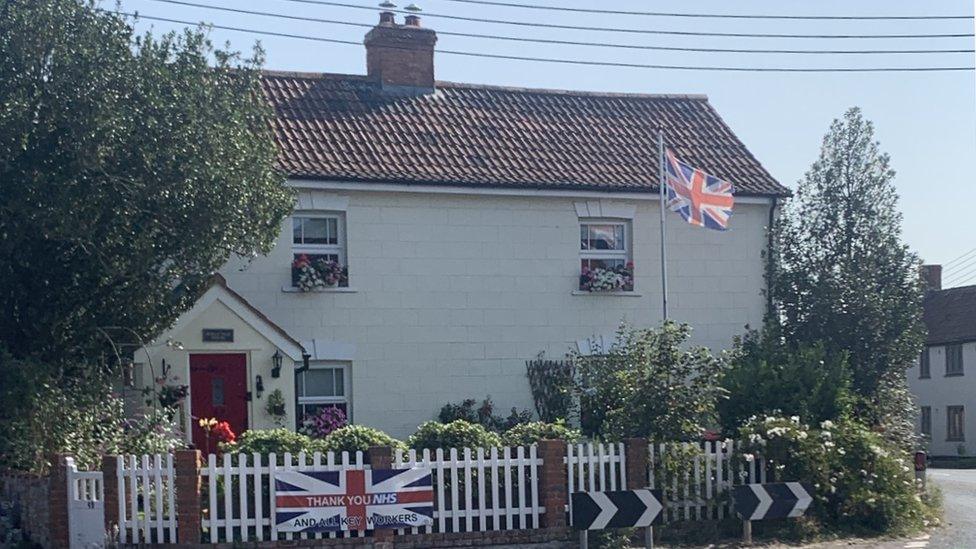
255, 375, 265, 397
271, 349, 283, 378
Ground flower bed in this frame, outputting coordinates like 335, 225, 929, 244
579, 262, 634, 292
292, 254, 348, 291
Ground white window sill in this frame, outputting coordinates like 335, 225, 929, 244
572, 290, 642, 297
281, 286, 359, 294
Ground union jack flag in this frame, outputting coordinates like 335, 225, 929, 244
664, 149, 735, 231
274, 468, 434, 532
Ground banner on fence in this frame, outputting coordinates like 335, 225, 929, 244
274, 468, 434, 532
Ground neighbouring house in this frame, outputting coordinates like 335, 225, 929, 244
131, 11, 789, 444
908, 265, 976, 457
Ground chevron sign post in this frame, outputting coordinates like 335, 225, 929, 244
733, 482, 813, 543
570, 489, 663, 530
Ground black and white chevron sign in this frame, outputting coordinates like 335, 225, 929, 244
733, 482, 813, 521
570, 489, 663, 530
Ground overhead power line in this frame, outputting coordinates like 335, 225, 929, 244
945, 258, 976, 283
944, 253, 976, 276
429, 0, 972, 21
147, 0, 976, 56
106, 11, 976, 73
946, 266, 976, 286
944, 247, 976, 268
280, 0, 976, 40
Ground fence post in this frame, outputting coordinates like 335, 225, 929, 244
369, 445, 395, 547
174, 449, 202, 544
47, 454, 70, 548
624, 438, 649, 490
101, 454, 120, 539
537, 439, 568, 528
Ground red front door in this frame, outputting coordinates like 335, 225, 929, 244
190, 353, 248, 454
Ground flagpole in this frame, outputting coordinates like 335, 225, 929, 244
658, 130, 669, 321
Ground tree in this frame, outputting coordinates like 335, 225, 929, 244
572, 322, 728, 441
0, 1, 292, 365
771, 108, 925, 444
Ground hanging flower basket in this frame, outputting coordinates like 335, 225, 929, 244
292, 254, 349, 292
580, 262, 634, 292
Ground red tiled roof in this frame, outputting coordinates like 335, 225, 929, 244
924, 285, 976, 346
261, 71, 789, 197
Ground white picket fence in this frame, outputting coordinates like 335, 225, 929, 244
116, 454, 177, 544
202, 451, 369, 543
564, 442, 627, 525
114, 440, 761, 544
562, 440, 765, 525
393, 446, 543, 535
649, 440, 766, 523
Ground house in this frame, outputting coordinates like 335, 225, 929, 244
908, 265, 976, 456
132, 11, 789, 444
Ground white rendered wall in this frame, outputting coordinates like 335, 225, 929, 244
908, 342, 976, 456
221, 187, 772, 437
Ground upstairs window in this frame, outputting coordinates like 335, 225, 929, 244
291, 214, 348, 290
919, 348, 930, 379
579, 220, 633, 292
946, 344, 964, 376
947, 405, 965, 441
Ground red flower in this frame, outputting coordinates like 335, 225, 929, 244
292, 254, 311, 269
211, 421, 236, 444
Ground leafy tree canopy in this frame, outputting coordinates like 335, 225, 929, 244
0, 0, 292, 364
771, 107, 925, 400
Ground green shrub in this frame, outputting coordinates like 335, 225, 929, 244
718, 329, 854, 436
438, 396, 532, 432
222, 428, 327, 457
501, 420, 581, 446
739, 416, 934, 534
322, 425, 404, 454
407, 420, 501, 450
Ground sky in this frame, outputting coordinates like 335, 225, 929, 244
110, 0, 976, 286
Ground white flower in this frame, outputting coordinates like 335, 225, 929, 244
790, 416, 800, 424
820, 420, 835, 429
743, 453, 755, 462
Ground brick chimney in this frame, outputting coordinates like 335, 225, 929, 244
921, 264, 942, 291
364, 10, 437, 92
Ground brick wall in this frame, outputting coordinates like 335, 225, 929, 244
0, 471, 52, 547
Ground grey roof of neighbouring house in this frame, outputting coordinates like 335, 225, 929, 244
924, 285, 976, 345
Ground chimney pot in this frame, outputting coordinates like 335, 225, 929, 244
364, 14, 437, 91
921, 264, 942, 291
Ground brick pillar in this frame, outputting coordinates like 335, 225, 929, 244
47, 454, 70, 548
624, 438, 649, 489
369, 445, 395, 547
174, 450, 202, 544
537, 439, 568, 528
101, 454, 120, 538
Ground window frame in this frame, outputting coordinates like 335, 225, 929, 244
946, 344, 964, 377
292, 212, 346, 266
296, 361, 351, 421
920, 405, 931, 438
947, 405, 965, 441
578, 218, 634, 292
919, 348, 930, 379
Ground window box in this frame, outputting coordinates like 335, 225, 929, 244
579, 263, 635, 293
291, 254, 349, 292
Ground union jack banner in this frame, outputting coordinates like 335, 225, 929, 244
274, 468, 434, 532
664, 149, 735, 230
